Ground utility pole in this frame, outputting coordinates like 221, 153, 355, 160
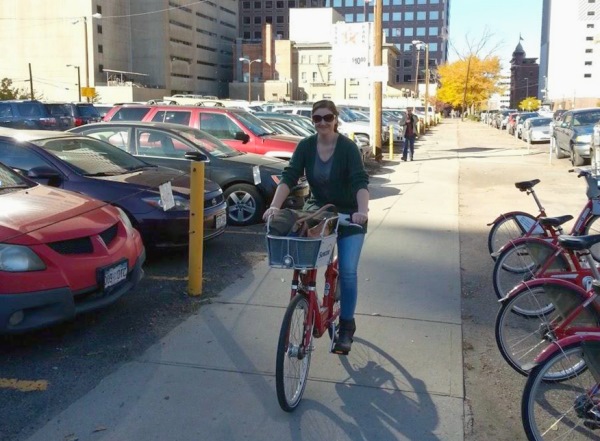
28, 63, 33, 100
373, 0, 382, 160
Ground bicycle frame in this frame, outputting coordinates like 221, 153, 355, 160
533, 333, 600, 366
488, 210, 548, 236
292, 256, 340, 347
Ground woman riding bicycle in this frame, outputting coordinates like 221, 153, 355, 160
263, 99, 370, 354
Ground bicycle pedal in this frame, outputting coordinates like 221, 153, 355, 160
331, 348, 349, 356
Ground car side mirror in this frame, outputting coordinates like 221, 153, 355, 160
184, 151, 208, 162
234, 131, 250, 144
27, 165, 62, 186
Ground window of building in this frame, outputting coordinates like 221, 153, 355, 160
590, 0, 596, 3
357, 13, 365, 21
243, 1, 250, 8
266, 0, 272, 6
405, 27, 414, 36
403, 43, 412, 51
301, 72, 307, 82
392, 28, 401, 36
586, 48, 594, 53
585, 73, 592, 78
430, 11, 439, 19
418, 0, 426, 3
254, 1, 261, 7
587, 36, 594, 41
244, 32, 251, 39
276, 15, 284, 23
393, 12, 401, 20
345, 13, 354, 22
430, 0, 439, 3
586, 61, 593, 65
416, 27, 426, 36
405, 12, 414, 20
276, 0, 284, 7
96, 24, 103, 34
243, 16, 250, 24
395, 74, 400, 82
417, 11, 426, 20
404, 59, 413, 67
328, 72, 333, 82
405, 0, 414, 4
588, 10, 595, 15
99, 64, 103, 73
254, 31, 262, 38
429, 27, 438, 36
349, 94, 358, 99
383, 12, 389, 20
344, 0, 352, 5
429, 42, 438, 51
289, 1, 295, 6
588, 23, 595, 28
312, 72, 318, 82
333, 0, 342, 6
96, 5, 102, 14
98, 44, 103, 53
254, 16, 261, 24
404, 74, 412, 82
266, 16, 273, 23
393, 0, 401, 4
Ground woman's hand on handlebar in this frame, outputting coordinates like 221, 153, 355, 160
351, 212, 368, 225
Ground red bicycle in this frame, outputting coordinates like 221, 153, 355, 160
266, 213, 359, 412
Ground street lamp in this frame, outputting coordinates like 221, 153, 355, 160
73, 13, 101, 102
412, 40, 430, 127
66, 64, 81, 101
239, 57, 262, 103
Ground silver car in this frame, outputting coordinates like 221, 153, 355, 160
522, 117, 552, 144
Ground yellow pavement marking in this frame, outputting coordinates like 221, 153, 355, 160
0, 378, 48, 392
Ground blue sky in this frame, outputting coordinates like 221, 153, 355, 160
448, 0, 543, 69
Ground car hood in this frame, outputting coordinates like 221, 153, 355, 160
0, 184, 117, 245
90, 166, 221, 195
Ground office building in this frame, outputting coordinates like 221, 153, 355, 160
539, 0, 600, 109
0, 0, 237, 102
509, 41, 539, 109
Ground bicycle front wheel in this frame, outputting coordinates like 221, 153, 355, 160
522, 343, 598, 441
496, 283, 596, 378
488, 212, 540, 258
492, 240, 570, 300
276, 294, 313, 412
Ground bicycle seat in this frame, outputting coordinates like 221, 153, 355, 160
538, 215, 574, 228
558, 234, 600, 251
514, 179, 540, 191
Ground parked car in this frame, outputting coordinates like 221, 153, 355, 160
69, 122, 309, 226
514, 112, 539, 139
0, 100, 60, 130
259, 116, 313, 137
43, 102, 75, 130
0, 129, 227, 247
522, 117, 552, 144
0, 161, 145, 333
553, 107, 600, 165
103, 105, 301, 159
44, 102, 102, 127
253, 111, 316, 135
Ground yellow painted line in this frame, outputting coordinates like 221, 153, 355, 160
0, 378, 48, 392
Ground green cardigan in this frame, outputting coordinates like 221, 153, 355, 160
281, 134, 369, 235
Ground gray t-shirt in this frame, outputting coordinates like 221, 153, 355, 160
313, 153, 333, 201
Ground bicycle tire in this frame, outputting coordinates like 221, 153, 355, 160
522, 343, 596, 441
584, 215, 600, 262
495, 283, 597, 379
492, 240, 571, 300
276, 294, 312, 412
488, 212, 540, 258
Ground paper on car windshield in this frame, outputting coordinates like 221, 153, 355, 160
159, 181, 175, 211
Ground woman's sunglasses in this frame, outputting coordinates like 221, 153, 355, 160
312, 114, 336, 123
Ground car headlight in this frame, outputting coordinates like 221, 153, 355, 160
142, 195, 190, 211
0, 244, 46, 272
576, 134, 592, 143
114, 206, 134, 231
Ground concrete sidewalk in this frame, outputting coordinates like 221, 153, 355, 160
26, 122, 465, 441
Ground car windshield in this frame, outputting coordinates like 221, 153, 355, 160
175, 127, 242, 157
77, 105, 101, 117
337, 106, 363, 122
233, 110, 276, 136
530, 118, 552, 127
574, 111, 600, 126
33, 136, 150, 175
0, 162, 33, 191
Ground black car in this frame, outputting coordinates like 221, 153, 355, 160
70, 121, 309, 226
0, 100, 60, 130
44, 102, 102, 127
0, 129, 227, 247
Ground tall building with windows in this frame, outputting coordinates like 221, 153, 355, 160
540, 0, 600, 109
239, 0, 449, 86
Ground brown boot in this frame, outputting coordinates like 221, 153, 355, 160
333, 319, 356, 355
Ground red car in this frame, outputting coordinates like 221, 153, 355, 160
0, 162, 145, 333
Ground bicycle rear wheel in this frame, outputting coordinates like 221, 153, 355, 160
492, 240, 570, 300
496, 283, 596, 379
522, 343, 599, 441
276, 294, 312, 412
488, 212, 541, 258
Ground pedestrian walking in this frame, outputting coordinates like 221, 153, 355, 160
402, 107, 420, 161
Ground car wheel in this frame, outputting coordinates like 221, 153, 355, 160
571, 145, 586, 166
554, 138, 567, 159
224, 184, 265, 226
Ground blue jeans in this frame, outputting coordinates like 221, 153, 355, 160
337, 233, 365, 321
402, 135, 416, 159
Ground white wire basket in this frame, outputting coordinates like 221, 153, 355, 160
266, 233, 337, 269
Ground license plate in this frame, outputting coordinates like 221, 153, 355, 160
216, 212, 227, 229
104, 261, 128, 288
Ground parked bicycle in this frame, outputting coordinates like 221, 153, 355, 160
266, 212, 361, 412
521, 279, 600, 440
496, 234, 600, 379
